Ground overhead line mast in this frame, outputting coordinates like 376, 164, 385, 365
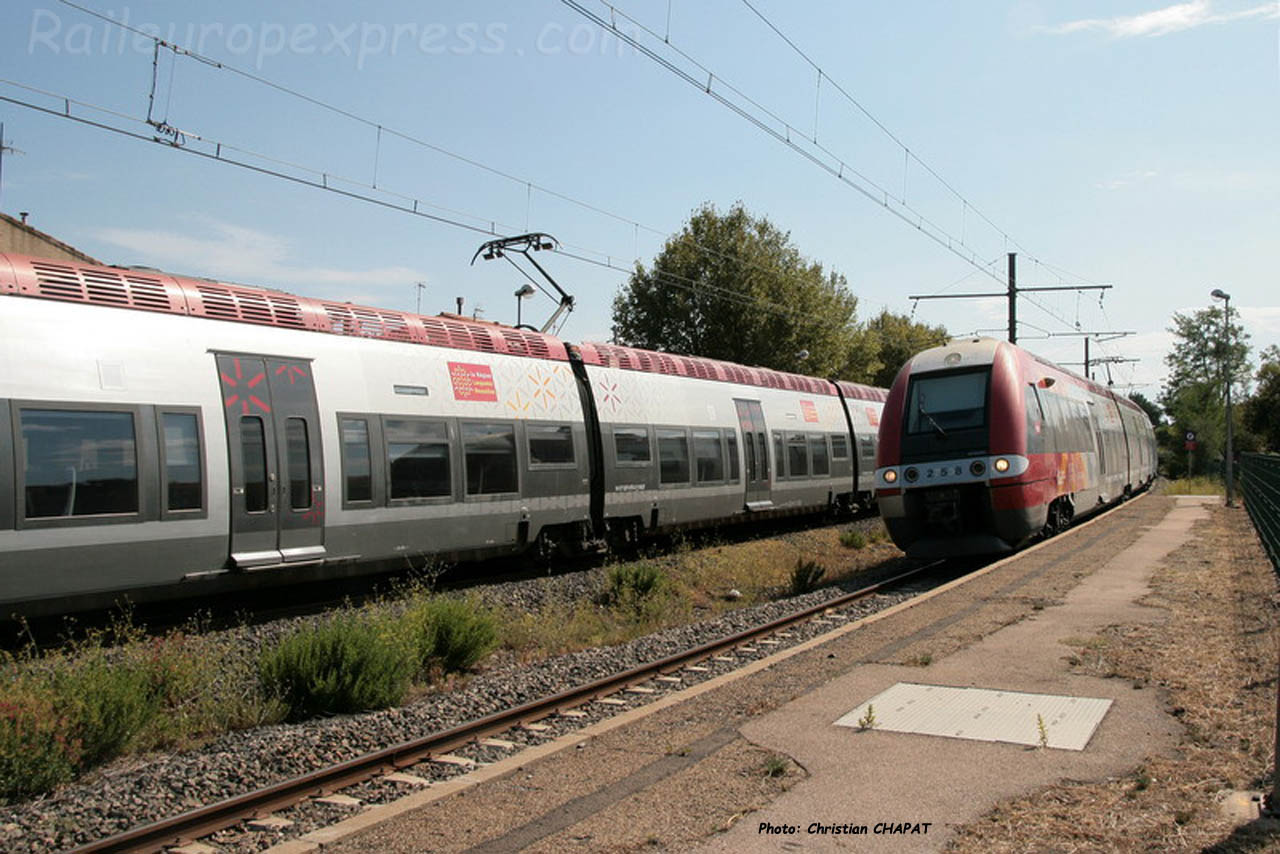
908, 254, 1112, 345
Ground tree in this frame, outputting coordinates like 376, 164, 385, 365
1128, 391, 1163, 426
1159, 306, 1252, 476
611, 203, 871, 378
864, 310, 950, 388
1244, 345, 1280, 451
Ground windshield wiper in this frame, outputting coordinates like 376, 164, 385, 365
917, 394, 948, 439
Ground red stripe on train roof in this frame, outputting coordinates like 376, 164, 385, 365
578, 341, 886, 398
0, 252, 569, 361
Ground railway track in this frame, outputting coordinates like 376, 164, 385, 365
66, 558, 948, 854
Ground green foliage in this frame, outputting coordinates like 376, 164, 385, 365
839, 529, 867, 549
0, 617, 236, 802
864, 309, 950, 388
258, 612, 413, 722
603, 562, 669, 606
1245, 346, 1280, 452
611, 202, 871, 378
789, 558, 826, 595
1159, 305, 1253, 474
55, 646, 164, 766
401, 596, 499, 674
762, 755, 788, 778
0, 675, 80, 802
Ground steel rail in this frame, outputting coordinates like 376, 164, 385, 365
66, 560, 940, 854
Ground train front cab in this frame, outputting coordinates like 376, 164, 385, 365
878, 346, 1045, 558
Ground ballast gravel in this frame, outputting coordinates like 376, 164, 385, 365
0, 540, 919, 853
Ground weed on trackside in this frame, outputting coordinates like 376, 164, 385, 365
1, 520, 902, 803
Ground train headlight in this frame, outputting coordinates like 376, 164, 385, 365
883, 469, 898, 484
969, 460, 986, 476
993, 457, 1010, 473
904, 467, 919, 483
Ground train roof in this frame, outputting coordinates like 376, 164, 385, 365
0, 251, 889, 401
577, 341, 887, 401
0, 252, 569, 361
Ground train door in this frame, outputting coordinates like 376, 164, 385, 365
216, 354, 325, 569
734, 399, 773, 510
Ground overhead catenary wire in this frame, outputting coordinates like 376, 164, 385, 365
560, 0, 1004, 284
50, 0, 897, 315
1, 81, 845, 327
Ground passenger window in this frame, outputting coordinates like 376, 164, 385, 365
657, 429, 690, 484
788, 432, 809, 478
810, 434, 830, 476
726, 432, 740, 482
21, 409, 139, 518
830, 434, 849, 460
386, 418, 451, 499
284, 418, 311, 510
613, 426, 651, 463
693, 430, 724, 483
463, 422, 518, 495
340, 418, 373, 503
528, 423, 575, 466
161, 412, 202, 511
240, 416, 269, 513
773, 432, 785, 479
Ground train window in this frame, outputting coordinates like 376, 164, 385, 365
528, 423, 575, 466
340, 418, 373, 503
613, 426, 651, 464
830, 434, 849, 460
788, 432, 809, 478
773, 432, 785, 479
693, 430, 724, 483
462, 422, 518, 495
743, 431, 756, 482
239, 416, 269, 514
726, 432, 740, 482
284, 418, 312, 510
860, 434, 875, 459
810, 435, 830, 476
757, 434, 769, 482
907, 369, 988, 434
385, 419, 451, 500
21, 409, 139, 519
161, 412, 203, 512
657, 429, 690, 484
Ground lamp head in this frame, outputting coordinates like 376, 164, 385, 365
514, 284, 536, 299
1211, 288, 1230, 301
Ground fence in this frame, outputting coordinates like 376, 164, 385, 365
1241, 453, 1280, 572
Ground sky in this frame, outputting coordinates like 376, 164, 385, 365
1, 0, 1276, 398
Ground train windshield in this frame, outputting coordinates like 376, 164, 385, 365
907, 369, 988, 435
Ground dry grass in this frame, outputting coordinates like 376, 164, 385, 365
947, 506, 1280, 853
497, 519, 903, 662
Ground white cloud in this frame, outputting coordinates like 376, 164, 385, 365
92, 218, 426, 302
1040, 1, 1279, 38
1094, 169, 1159, 191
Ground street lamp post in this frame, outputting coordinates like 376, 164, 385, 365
1211, 288, 1234, 507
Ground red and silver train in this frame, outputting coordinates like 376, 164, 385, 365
875, 337, 1156, 557
0, 252, 886, 616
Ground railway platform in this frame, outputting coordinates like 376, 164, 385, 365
292, 493, 1270, 853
